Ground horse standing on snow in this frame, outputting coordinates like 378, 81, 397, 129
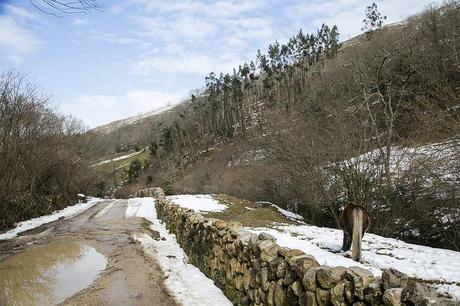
337, 204, 370, 261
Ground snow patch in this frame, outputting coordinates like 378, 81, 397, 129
255, 201, 304, 221
166, 195, 228, 213
125, 198, 156, 220
434, 284, 460, 301
272, 205, 304, 221
92, 149, 145, 167
126, 198, 232, 306
337, 138, 460, 192
0, 197, 103, 240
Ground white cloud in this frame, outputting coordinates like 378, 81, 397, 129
72, 18, 89, 26
4, 4, 37, 21
132, 0, 268, 17
131, 45, 247, 77
0, 4, 42, 61
129, 0, 278, 78
125, 90, 180, 110
225, 37, 247, 49
133, 15, 216, 41
0, 16, 40, 55
63, 90, 181, 128
285, 0, 442, 40
95, 32, 146, 45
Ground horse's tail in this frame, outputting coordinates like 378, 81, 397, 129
351, 208, 363, 261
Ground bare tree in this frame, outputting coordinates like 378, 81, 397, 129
29, 0, 99, 15
0, 70, 97, 230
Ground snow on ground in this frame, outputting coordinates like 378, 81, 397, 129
0, 197, 103, 240
341, 138, 459, 188
248, 224, 460, 300
167, 195, 228, 213
256, 201, 304, 221
92, 149, 145, 167
125, 198, 156, 220
273, 206, 304, 221
125, 198, 232, 306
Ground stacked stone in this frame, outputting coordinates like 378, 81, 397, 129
134, 188, 457, 306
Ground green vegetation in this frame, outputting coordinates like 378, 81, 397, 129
93, 149, 149, 180
127, 159, 142, 182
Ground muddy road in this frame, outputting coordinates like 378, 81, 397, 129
0, 199, 177, 306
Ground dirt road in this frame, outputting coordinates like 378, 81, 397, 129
0, 199, 178, 306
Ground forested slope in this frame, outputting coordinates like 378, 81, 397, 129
87, 2, 460, 250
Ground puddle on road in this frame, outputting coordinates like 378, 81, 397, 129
0, 243, 107, 306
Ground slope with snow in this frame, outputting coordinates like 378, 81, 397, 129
339, 138, 459, 190
92, 148, 146, 167
89, 105, 176, 135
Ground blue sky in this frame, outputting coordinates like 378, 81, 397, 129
0, 0, 441, 128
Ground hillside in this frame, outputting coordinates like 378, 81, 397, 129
83, 2, 460, 251
88, 104, 176, 135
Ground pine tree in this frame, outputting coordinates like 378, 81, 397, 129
362, 3, 387, 33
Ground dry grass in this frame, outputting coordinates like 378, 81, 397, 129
203, 194, 296, 227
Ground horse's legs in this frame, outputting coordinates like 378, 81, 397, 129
346, 231, 352, 250
341, 232, 351, 251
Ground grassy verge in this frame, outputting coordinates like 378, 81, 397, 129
204, 194, 297, 227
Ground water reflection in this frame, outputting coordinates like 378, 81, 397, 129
0, 243, 107, 306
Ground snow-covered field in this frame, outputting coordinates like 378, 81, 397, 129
167, 195, 228, 213
125, 198, 232, 306
165, 194, 460, 300
0, 197, 103, 240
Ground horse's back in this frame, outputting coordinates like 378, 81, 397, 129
342, 204, 370, 233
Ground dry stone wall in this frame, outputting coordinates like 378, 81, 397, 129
136, 188, 457, 306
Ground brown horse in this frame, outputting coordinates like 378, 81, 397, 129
337, 204, 370, 261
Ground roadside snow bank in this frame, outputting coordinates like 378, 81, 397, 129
126, 198, 232, 306
248, 224, 460, 299
0, 197, 103, 240
166, 194, 227, 213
